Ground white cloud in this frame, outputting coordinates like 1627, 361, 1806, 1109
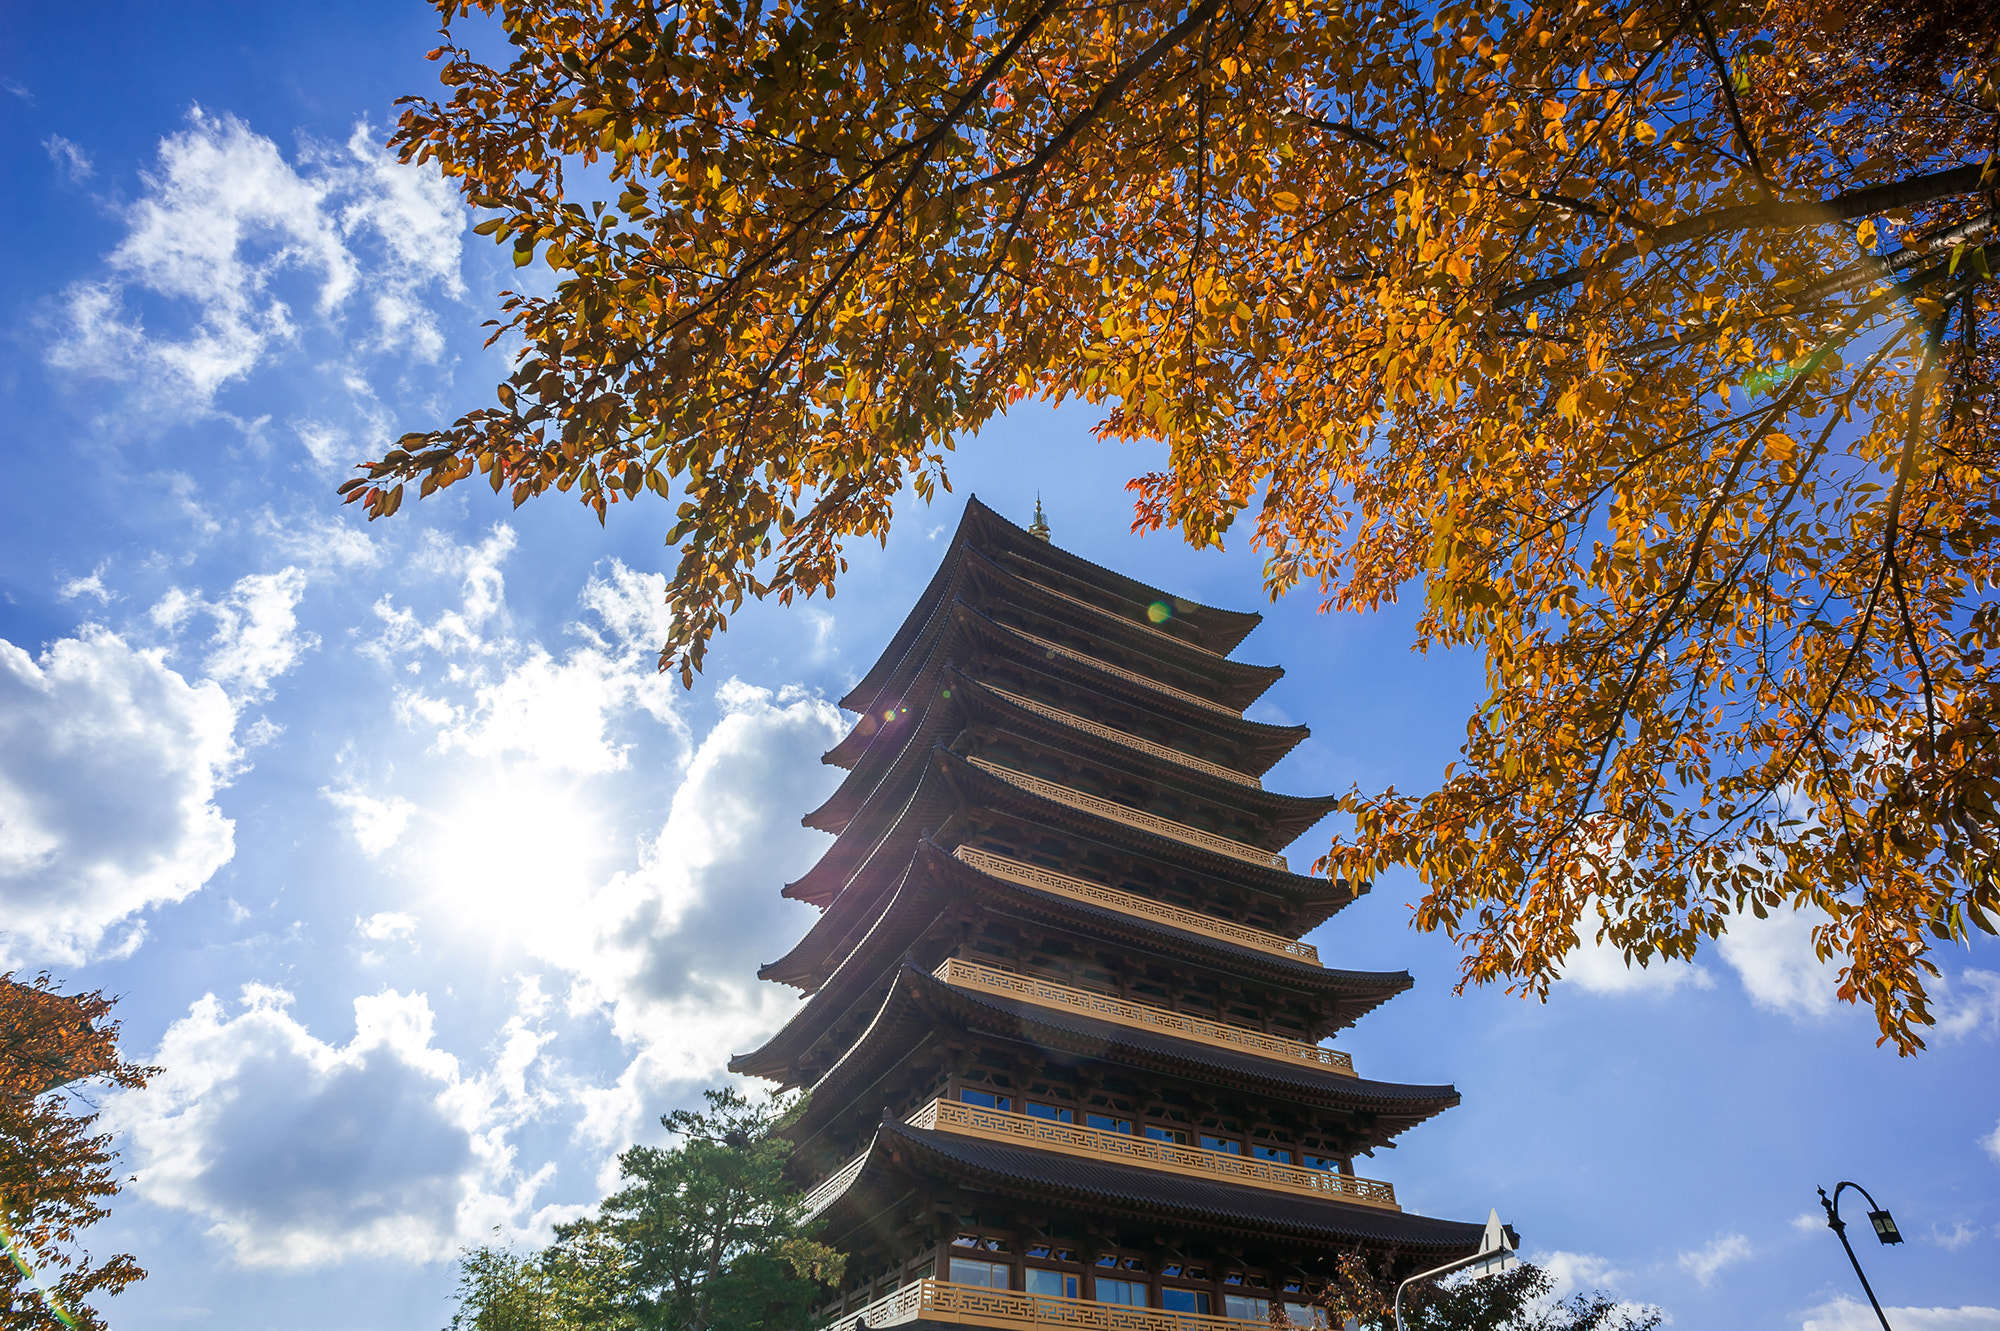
254, 508, 380, 572
1718, 904, 1840, 1018
324, 787, 415, 857
0, 627, 239, 967
1677, 1231, 1752, 1286
1559, 930, 1712, 996
356, 911, 418, 942
369, 525, 518, 663
46, 108, 464, 418
57, 566, 113, 603
1801, 1298, 2000, 1331
45, 133, 92, 181
152, 568, 316, 699
110, 985, 558, 1269
1792, 1211, 1827, 1234
1928, 1221, 1980, 1251
1982, 1118, 2000, 1164
1933, 969, 2000, 1041
1533, 1250, 1628, 1299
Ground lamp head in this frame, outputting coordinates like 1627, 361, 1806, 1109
1867, 1209, 1903, 1245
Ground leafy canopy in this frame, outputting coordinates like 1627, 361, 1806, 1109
1, 974, 153, 1331
445, 1088, 841, 1331
363, 0, 1999, 1050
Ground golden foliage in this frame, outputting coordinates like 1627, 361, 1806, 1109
358, 0, 1999, 1050
1, 975, 152, 1330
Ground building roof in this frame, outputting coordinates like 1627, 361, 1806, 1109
843, 499, 1262, 718
808, 667, 1339, 847
814, 1119, 1494, 1259
823, 598, 1310, 774
786, 963, 1457, 1153
736, 840, 1402, 1081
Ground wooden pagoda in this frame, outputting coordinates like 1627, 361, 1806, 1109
731, 497, 1496, 1330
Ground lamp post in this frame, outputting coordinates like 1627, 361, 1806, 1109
1392, 1210, 1517, 1331
1819, 1182, 1903, 1331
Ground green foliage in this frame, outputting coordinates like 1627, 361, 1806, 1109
1397, 1264, 1664, 1331
445, 1088, 842, 1331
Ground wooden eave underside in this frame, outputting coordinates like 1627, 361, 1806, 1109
737, 838, 1400, 1081
842, 499, 1261, 717
809, 668, 1339, 848
812, 1125, 1492, 1262
841, 545, 1283, 723
824, 601, 1310, 776
786, 963, 1457, 1153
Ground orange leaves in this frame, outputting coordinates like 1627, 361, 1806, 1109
353, 0, 2000, 1049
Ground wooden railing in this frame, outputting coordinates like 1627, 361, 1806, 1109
953, 848, 1318, 964
911, 1098, 1398, 1209
934, 958, 1354, 1075
821, 1278, 1280, 1331
1012, 627, 1241, 718
981, 684, 1261, 789
967, 758, 1288, 872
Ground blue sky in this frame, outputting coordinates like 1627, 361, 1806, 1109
2, 5, 1996, 1329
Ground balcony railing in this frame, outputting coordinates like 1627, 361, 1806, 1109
967, 758, 1288, 872
910, 1098, 1398, 1209
821, 1277, 1286, 1331
954, 848, 1318, 964
981, 684, 1262, 789
1012, 627, 1241, 717
934, 958, 1354, 1075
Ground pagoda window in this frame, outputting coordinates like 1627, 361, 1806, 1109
1084, 1111, 1133, 1134
1301, 1153, 1341, 1173
1130, 979, 1169, 1000
1025, 1267, 1081, 1298
948, 1256, 1013, 1289
1227, 1002, 1263, 1023
1200, 1132, 1243, 1154
1024, 1101, 1074, 1124
1252, 1144, 1294, 1164
1178, 993, 1216, 1013
950, 1232, 1011, 1253
957, 1086, 1013, 1112
1160, 1288, 1214, 1315
1142, 1124, 1188, 1145
1094, 1277, 1148, 1307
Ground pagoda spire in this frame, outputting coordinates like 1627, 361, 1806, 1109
1028, 494, 1050, 541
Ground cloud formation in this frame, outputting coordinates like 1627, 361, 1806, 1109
1677, 1231, 1752, 1286
47, 108, 464, 421
112, 985, 553, 1268
0, 627, 238, 967
1559, 931, 1712, 997
1717, 905, 1840, 1018
1800, 1299, 2000, 1331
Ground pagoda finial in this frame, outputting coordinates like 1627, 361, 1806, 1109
1028, 494, 1051, 542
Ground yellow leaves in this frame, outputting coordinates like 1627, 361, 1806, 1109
1271, 190, 1301, 212
1856, 219, 1878, 249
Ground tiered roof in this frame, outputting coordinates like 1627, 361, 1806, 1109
734, 496, 1493, 1312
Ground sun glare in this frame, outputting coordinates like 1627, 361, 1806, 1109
416, 770, 611, 948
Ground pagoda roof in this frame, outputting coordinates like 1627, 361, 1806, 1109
788, 745, 1347, 911
843, 498, 1268, 717
737, 840, 1400, 1080
808, 668, 1339, 847
814, 1120, 1494, 1259
788, 963, 1457, 1153
824, 600, 1310, 774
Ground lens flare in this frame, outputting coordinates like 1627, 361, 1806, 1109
1147, 600, 1173, 625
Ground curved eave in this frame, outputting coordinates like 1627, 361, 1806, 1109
790, 963, 1456, 1148
949, 670, 1339, 848
842, 498, 1262, 716
739, 838, 1394, 1078
813, 1123, 1494, 1259
961, 496, 1262, 655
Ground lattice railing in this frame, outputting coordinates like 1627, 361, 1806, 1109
968, 758, 1287, 872
981, 684, 1261, 789
954, 848, 1318, 964
934, 957, 1354, 1075
821, 1278, 1285, 1331
1011, 628, 1241, 717
911, 1098, 1398, 1208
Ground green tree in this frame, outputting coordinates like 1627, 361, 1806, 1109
444, 1088, 842, 1331
358, 0, 1999, 1051
1305, 1259, 1662, 1330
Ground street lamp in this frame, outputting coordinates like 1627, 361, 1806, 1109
1819, 1182, 1902, 1331
1393, 1210, 1517, 1331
